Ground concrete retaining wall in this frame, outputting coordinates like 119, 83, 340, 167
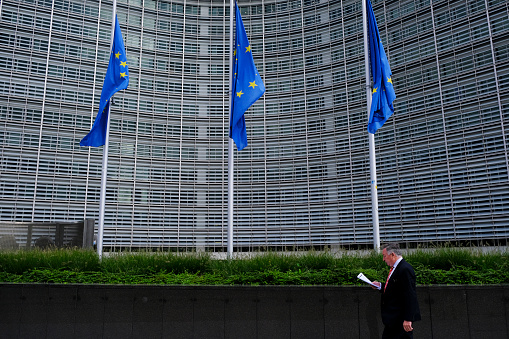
0, 284, 508, 338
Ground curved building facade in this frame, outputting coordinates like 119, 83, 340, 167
1, 0, 509, 250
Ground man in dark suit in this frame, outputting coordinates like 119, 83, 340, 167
373, 243, 421, 338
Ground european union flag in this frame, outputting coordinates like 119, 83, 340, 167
366, 0, 396, 134
81, 16, 129, 147
230, 1, 265, 151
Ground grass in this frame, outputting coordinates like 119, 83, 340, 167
0, 247, 507, 285
0, 249, 100, 274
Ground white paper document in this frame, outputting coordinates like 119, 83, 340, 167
357, 272, 381, 290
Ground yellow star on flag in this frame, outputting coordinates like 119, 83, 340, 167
120, 72, 127, 78
236, 90, 244, 98
372, 87, 378, 94
387, 77, 393, 84
249, 81, 258, 89
245, 45, 251, 53
120, 61, 127, 67
115, 51, 121, 59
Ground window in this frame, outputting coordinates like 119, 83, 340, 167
305, 54, 323, 66
209, 64, 226, 74
306, 75, 323, 88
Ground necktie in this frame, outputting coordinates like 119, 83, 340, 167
384, 267, 393, 292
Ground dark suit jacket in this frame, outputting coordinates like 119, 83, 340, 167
380, 258, 421, 327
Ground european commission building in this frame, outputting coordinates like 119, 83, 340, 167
1, 0, 509, 251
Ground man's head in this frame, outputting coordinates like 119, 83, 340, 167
382, 243, 402, 267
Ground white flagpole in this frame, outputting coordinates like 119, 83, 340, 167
97, 0, 118, 260
227, 0, 235, 258
362, 0, 381, 252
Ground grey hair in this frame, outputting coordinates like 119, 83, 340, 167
383, 243, 402, 256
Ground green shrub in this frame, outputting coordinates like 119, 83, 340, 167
0, 248, 507, 286
100, 252, 213, 274
0, 249, 100, 274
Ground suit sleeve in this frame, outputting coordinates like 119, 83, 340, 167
401, 265, 419, 322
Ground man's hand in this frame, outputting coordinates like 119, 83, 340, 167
371, 281, 381, 290
403, 320, 413, 332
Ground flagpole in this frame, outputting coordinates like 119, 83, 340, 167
362, 0, 381, 252
97, 0, 118, 260
227, 0, 235, 258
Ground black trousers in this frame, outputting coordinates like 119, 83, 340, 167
382, 323, 414, 339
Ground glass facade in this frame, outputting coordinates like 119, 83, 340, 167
1, 0, 508, 250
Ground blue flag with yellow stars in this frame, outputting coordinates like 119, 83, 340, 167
366, 0, 395, 134
230, 1, 265, 151
81, 16, 129, 147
